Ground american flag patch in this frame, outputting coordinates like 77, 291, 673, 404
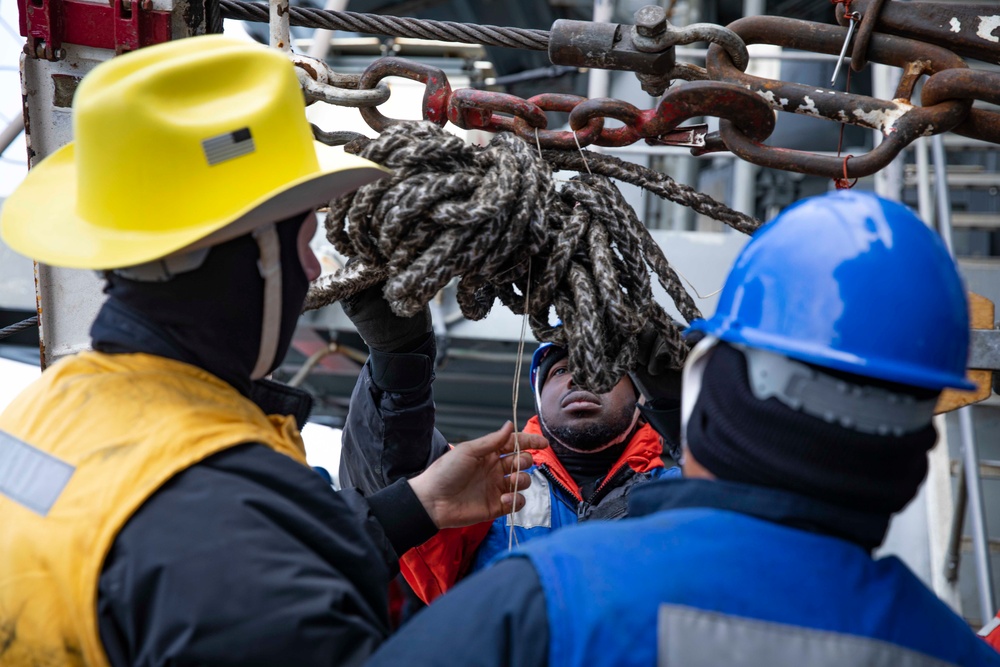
202, 127, 255, 166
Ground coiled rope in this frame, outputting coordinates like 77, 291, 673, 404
305, 121, 761, 393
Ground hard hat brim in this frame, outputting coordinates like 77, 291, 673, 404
0, 140, 388, 270
688, 317, 977, 392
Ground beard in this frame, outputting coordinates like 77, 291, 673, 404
540, 400, 639, 452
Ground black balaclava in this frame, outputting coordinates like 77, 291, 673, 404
686, 342, 937, 516
96, 212, 310, 395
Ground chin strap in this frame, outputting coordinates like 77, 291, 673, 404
251, 223, 282, 380
680, 335, 720, 463
539, 406, 642, 454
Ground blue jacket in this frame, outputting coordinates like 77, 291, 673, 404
340, 339, 677, 602
469, 419, 679, 573
366, 478, 1000, 667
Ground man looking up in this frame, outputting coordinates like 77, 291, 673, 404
340, 283, 683, 602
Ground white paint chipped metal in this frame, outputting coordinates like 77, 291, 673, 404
796, 95, 820, 117
754, 89, 783, 109
851, 102, 911, 133
950, 18, 961, 33
977, 15, 1000, 43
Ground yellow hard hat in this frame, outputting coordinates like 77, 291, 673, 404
0, 35, 388, 270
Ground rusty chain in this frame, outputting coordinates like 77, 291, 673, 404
706, 15, 974, 179
223, 0, 1000, 179
354, 58, 775, 151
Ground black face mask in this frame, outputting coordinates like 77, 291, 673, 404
96, 212, 310, 395
686, 342, 937, 515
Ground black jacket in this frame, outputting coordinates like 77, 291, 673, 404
339, 334, 450, 495
92, 298, 437, 667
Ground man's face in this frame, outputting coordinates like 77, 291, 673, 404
538, 357, 638, 451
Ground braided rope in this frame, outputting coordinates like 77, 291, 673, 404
542, 149, 762, 236
220, 0, 550, 50
306, 122, 760, 393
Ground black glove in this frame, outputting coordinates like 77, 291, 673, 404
631, 326, 685, 464
630, 325, 684, 403
342, 280, 432, 353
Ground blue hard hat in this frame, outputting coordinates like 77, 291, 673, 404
688, 190, 973, 391
530, 342, 560, 395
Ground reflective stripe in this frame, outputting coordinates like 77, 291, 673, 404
657, 605, 959, 667
506, 469, 552, 530
978, 614, 1000, 638
0, 430, 74, 516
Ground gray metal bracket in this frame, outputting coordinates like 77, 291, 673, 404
969, 328, 1000, 371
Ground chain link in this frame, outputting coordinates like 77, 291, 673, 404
706, 15, 973, 179
223, 0, 1000, 177
342, 57, 775, 152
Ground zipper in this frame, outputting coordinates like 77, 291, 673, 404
540, 462, 634, 521
587, 464, 631, 505
538, 463, 582, 509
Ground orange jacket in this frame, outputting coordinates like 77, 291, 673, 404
400, 416, 667, 603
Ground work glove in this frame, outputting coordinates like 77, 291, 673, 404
631, 325, 684, 403
342, 279, 432, 354
631, 325, 685, 464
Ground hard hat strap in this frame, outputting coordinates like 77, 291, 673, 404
111, 247, 211, 282
251, 224, 282, 380
680, 335, 719, 463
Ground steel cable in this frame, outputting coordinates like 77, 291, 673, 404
306, 122, 760, 393
0, 316, 38, 342
220, 0, 551, 51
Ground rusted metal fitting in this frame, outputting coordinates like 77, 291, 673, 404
634, 5, 667, 41
511, 94, 605, 151
549, 10, 747, 98
845, 0, 888, 72
922, 69, 1000, 145
268, 0, 290, 51
568, 80, 774, 148
548, 19, 675, 77
636, 72, 674, 97
706, 16, 971, 179
632, 5, 748, 96
358, 58, 453, 131
290, 53, 328, 84
835, 0, 1000, 66
448, 88, 547, 134
354, 57, 772, 154
292, 54, 390, 108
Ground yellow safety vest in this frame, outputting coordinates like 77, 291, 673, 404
0, 351, 309, 667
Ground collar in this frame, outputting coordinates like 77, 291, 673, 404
92, 296, 193, 365
629, 478, 890, 552
523, 415, 664, 501
91, 297, 312, 428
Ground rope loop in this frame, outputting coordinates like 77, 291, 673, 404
306, 122, 762, 393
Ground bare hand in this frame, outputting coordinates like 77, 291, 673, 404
408, 422, 547, 529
